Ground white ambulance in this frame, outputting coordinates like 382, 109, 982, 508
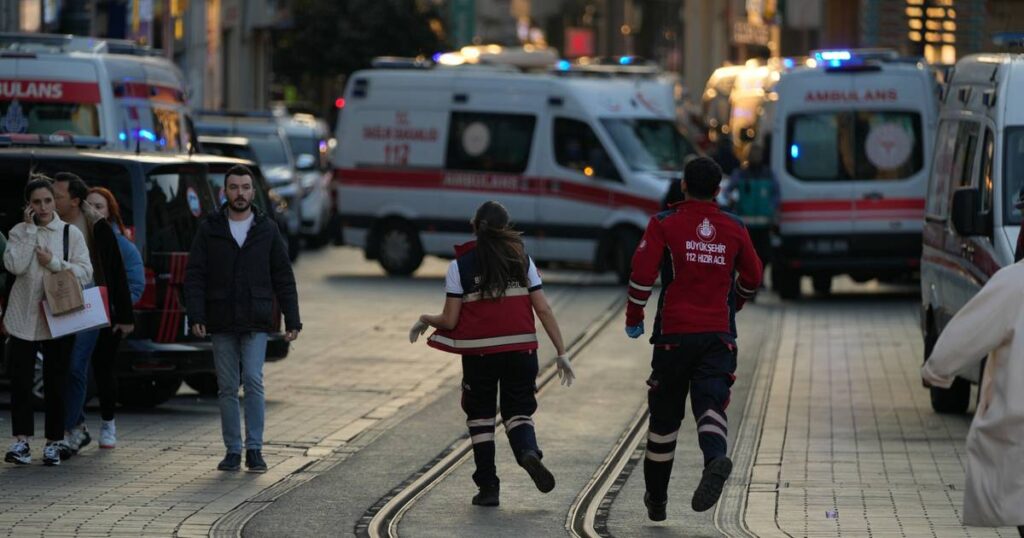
770, 49, 939, 298
0, 33, 192, 152
333, 62, 701, 280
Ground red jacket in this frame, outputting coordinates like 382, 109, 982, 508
626, 200, 762, 339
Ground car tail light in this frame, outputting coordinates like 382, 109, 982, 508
135, 267, 157, 309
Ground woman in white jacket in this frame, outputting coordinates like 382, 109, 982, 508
922, 262, 1024, 536
3, 177, 92, 467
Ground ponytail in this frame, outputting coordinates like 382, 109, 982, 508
472, 201, 528, 299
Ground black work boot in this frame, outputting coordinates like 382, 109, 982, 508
644, 491, 667, 521
691, 456, 732, 512
472, 484, 500, 507
518, 450, 555, 493
217, 452, 241, 471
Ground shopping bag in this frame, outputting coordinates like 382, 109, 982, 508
43, 269, 84, 315
40, 224, 84, 316
42, 286, 110, 338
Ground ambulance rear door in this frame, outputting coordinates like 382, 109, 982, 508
776, 71, 856, 251
0, 55, 105, 139
846, 70, 933, 241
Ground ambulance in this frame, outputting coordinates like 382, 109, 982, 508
333, 62, 701, 280
0, 33, 193, 152
771, 49, 939, 298
920, 53, 1024, 413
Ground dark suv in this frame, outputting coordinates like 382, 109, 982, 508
0, 141, 290, 407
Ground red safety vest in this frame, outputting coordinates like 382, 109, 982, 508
427, 242, 538, 355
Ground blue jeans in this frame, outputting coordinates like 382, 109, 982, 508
65, 328, 101, 431
211, 332, 268, 454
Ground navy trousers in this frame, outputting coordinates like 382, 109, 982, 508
643, 333, 737, 502
461, 350, 540, 488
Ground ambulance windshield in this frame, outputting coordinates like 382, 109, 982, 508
601, 118, 697, 172
0, 100, 100, 137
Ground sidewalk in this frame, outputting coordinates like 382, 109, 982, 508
745, 290, 1019, 537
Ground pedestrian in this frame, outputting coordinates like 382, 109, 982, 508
624, 157, 762, 521
3, 176, 93, 466
63, 186, 144, 449
922, 263, 1024, 537
184, 164, 301, 473
53, 173, 135, 457
409, 200, 575, 507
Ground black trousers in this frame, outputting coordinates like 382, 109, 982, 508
9, 335, 74, 441
92, 328, 122, 421
644, 333, 737, 502
461, 350, 540, 488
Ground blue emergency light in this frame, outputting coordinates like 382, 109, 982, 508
557, 60, 571, 71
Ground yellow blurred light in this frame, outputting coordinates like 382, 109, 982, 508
583, 166, 594, 176
805, 58, 817, 68
942, 45, 956, 64
948, 9, 956, 18
943, 21, 956, 31
925, 20, 940, 30
909, 19, 922, 29
926, 7, 945, 18
175, 18, 184, 40
906, 7, 923, 17
943, 33, 956, 43
438, 53, 466, 66
486, 45, 503, 54
909, 31, 922, 42
906, 0, 923, 4
460, 47, 481, 60
925, 32, 941, 42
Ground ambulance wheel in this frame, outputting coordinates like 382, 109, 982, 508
612, 227, 642, 284
774, 269, 801, 300
812, 275, 832, 295
377, 220, 424, 276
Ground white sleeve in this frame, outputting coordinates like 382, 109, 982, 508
526, 257, 542, 291
444, 260, 463, 296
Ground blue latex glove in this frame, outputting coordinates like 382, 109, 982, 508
625, 322, 644, 339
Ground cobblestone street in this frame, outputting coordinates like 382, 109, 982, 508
0, 250, 1016, 537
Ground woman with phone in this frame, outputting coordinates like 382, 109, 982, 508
3, 177, 92, 467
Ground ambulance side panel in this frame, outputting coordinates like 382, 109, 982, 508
0, 56, 109, 142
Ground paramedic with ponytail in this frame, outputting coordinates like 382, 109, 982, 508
409, 200, 575, 508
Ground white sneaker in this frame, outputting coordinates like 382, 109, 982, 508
4, 440, 30, 464
99, 420, 116, 449
66, 424, 91, 453
42, 443, 61, 466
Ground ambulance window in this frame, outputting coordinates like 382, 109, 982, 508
1003, 127, 1024, 225
926, 120, 958, 220
786, 111, 923, 181
446, 112, 535, 174
980, 128, 994, 216
0, 101, 100, 137
949, 122, 980, 192
554, 118, 621, 181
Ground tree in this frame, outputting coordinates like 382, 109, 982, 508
275, 0, 446, 116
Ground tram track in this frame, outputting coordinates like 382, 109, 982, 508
356, 294, 625, 538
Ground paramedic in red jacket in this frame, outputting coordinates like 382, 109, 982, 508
625, 157, 763, 521
409, 201, 575, 508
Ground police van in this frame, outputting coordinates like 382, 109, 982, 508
771, 49, 939, 298
0, 33, 193, 152
920, 53, 1024, 414
333, 62, 701, 280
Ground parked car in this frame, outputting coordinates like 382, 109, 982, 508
920, 53, 1024, 414
0, 136, 290, 407
194, 112, 302, 260
278, 113, 336, 248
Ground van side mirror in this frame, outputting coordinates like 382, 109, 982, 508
951, 187, 990, 236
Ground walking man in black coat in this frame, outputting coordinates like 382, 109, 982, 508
184, 164, 301, 473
